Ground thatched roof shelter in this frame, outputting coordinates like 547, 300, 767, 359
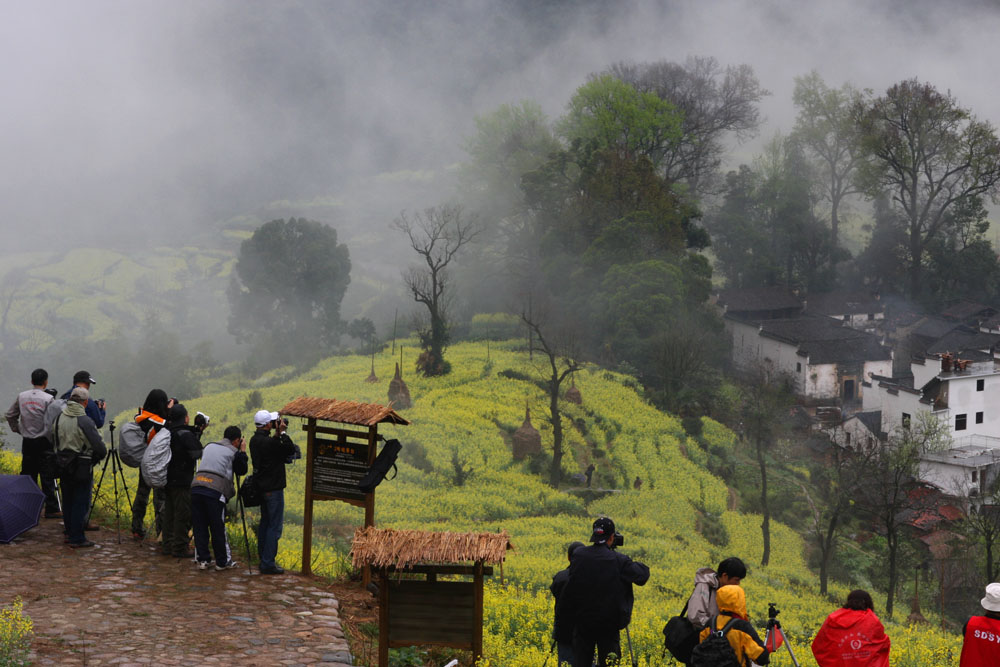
512, 406, 541, 460
351, 527, 512, 570
388, 362, 412, 409
565, 383, 582, 404
280, 396, 410, 426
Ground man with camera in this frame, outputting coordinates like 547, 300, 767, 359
53, 387, 107, 548
556, 517, 649, 667
249, 409, 299, 575
61, 370, 106, 428
6, 368, 60, 518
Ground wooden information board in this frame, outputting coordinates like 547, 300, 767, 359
311, 437, 369, 502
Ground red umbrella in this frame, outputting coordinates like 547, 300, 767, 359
0, 475, 45, 543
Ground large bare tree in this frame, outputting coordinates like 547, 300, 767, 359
394, 205, 478, 376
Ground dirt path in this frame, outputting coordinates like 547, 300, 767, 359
1, 516, 355, 666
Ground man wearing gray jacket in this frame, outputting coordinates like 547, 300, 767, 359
53, 387, 107, 548
686, 556, 747, 631
6, 369, 59, 517
191, 425, 248, 570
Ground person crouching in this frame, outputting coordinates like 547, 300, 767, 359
191, 425, 247, 570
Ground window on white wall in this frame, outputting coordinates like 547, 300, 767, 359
977, 412, 984, 424
902, 413, 911, 429
978, 379, 985, 391
956, 413, 968, 431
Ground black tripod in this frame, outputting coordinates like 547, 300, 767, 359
763, 603, 800, 667
234, 474, 254, 575
88, 420, 133, 544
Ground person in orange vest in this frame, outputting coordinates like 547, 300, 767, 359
960, 582, 1000, 667
810, 590, 890, 666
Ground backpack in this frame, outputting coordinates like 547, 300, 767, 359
238, 473, 263, 508
42, 398, 68, 445
140, 427, 172, 489
663, 600, 699, 663
689, 616, 741, 667
358, 438, 402, 494
118, 421, 147, 468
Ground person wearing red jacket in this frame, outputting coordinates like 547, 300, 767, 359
960, 582, 1000, 667
811, 590, 890, 667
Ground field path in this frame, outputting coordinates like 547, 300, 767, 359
1, 516, 355, 666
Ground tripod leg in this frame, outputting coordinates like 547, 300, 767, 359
235, 476, 254, 575
625, 626, 637, 667
777, 627, 801, 667
88, 452, 115, 521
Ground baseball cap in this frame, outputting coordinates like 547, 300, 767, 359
590, 517, 616, 543
254, 409, 272, 426
73, 370, 96, 385
70, 386, 90, 401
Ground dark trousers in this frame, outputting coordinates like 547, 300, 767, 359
257, 489, 284, 570
61, 474, 92, 544
21, 436, 60, 513
131, 474, 164, 537
572, 628, 620, 667
557, 641, 574, 666
161, 486, 192, 556
191, 492, 231, 566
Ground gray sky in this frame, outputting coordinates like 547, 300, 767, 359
4, 0, 1000, 250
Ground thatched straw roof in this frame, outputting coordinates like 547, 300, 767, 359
512, 406, 541, 460
280, 397, 410, 426
351, 527, 512, 570
388, 363, 411, 409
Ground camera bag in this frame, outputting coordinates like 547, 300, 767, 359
663, 600, 699, 663
238, 473, 263, 508
358, 439, 402, 494
689, 615, 741, 667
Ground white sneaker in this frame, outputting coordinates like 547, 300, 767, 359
197, 561, 211, 571
215, 560, 239, 571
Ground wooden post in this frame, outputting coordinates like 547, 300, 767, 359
473, 560, 484, 661
378, 570, 390, 667
302, 417, 317, 576
363, 425, 378, 588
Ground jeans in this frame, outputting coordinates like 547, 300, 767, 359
161, 486, 192, 556
20, 437, 60, 513
131, 474, 164, 537
257, 489, 284, 571
61, 473, 92, 544
191, 491, 231, 566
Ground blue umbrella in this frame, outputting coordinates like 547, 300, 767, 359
0, 474, 45, 543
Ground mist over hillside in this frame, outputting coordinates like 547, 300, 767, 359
5, 0, 1000, 252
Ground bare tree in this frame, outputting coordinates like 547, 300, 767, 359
393, 205, 478, 376
851, 412, 950, 618
521, 306, 580, 488
739, 363, 795, 567
961, 480, 1000, 585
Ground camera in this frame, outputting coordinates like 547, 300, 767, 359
612, 532, 624, 548
768, 602, 780, 620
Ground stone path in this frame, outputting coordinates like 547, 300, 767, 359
0, 516, 355, 666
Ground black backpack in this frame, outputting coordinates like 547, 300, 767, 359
689, 615, 741, 667
237, 473, 263, 508
358, 439, 401, 494
663, 600, 699, 663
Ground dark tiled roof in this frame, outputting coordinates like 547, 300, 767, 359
926, 330, 1000, 356
758, 315, 892, 364
717, 287, 802, 312
852, 410, 883, 437
804, 291, 883, 316
941, 300, 997, 322
913, 317, 962, 340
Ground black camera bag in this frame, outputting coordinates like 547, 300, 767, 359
358, 439, 401, 494
238, 473, 263, 508
663, 600, 699, 663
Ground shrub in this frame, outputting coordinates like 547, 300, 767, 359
0, 597, 32, 667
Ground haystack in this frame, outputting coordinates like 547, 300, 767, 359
512, 405, 541, 460
388, 362, 411, 409
565, 378, 582, 404
351, 527, 512, 571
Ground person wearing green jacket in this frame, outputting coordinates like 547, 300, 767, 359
53, 387, 106, 548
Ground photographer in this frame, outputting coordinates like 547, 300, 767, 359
191, 425, 247, 571
550, 541, 585, 665
161, 403, 203, 558
54, 387, 107, 548
61, 370, 106, 428
130, 389, 169, 541
249, 409, 298, 575
6, 368, 60, 517
556, 517, 649, 667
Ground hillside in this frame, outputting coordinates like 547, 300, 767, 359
104, 339, 954, 666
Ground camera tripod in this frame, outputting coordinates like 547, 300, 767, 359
764, 603, 801, 667
88, 421, 133, 544
234, 474, 254, 575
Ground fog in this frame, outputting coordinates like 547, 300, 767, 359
4, 0, 1000, 251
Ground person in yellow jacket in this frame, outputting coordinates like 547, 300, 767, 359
697, 585, 770, 666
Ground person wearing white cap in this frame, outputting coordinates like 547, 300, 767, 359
248, 408, 298, 574
960, 582, 1000, 666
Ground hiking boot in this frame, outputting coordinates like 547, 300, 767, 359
215, 560, 239, 571
70, 540, 96, 548
260, 565, 284, 575
197, 560, 212, 571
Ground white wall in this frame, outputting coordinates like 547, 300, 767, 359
944, 374, 1000, 438
919, 460, 978, 495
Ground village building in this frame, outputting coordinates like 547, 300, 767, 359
802, 290, 884, 331
725, 312, 892, 403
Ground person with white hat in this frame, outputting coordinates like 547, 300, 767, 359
960, 582, 1000, 666
248, 408, 298, 575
